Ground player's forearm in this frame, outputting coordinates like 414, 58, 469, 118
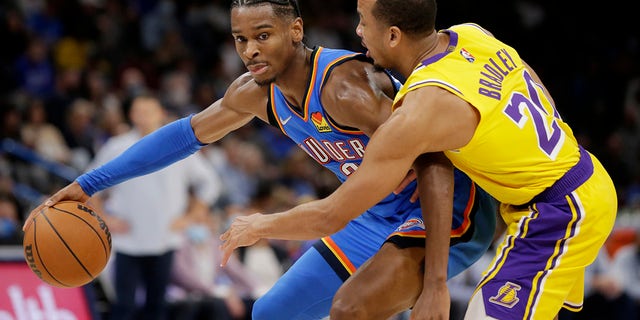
251, 143, 418, 241
77, 115, 205, 196
415, 153, 453, 282
254, 200, 348, 240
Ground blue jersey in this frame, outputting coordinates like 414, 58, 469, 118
269, 47, 377, 182
268, 47, 420, 220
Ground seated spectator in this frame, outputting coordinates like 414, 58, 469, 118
62, 98, 99, 169
20, 97, 71, 164
572, 235, 639, 320
0, 192, 23, 245
610, 227, 640, 316
1, 106, 22, 141
168, 211, 259, 320
18, 104, 72, 192
13, 35, 55, 99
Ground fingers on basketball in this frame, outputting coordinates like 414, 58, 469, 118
23, 200, 112, 288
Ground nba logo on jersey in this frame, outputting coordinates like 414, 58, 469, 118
460, 48, 475, 63
488, 282, 521, 308
311, 112, 332, 133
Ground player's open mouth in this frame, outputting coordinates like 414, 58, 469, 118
247, 63, 268, 75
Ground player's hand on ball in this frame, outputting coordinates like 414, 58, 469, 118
219, 213, 263, 267
23, 181, 90, 231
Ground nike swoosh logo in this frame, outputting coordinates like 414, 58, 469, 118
280, 115, 292, 125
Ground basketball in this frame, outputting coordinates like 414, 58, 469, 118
22, 200, 112, 288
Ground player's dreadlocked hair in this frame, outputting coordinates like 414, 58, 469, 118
372, 0, 437, 37
231, 0, 301, 21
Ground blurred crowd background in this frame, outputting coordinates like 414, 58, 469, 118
1, 0, 640, 319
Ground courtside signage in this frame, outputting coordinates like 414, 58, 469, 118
0, 262, 92, 320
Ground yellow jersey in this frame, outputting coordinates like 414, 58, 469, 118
393, 23, 580, 205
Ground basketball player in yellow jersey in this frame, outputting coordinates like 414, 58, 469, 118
219, 0, 618, 319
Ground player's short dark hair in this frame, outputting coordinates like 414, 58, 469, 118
372, 0, 437, 36
231, 0, 301, 21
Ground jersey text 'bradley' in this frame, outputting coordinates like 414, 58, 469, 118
478, 48, 518, 101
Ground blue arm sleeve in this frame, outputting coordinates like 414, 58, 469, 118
76, 115, 206, 196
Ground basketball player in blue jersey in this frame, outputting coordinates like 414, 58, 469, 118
222, 0, 618, 319
24, 0, 497, 319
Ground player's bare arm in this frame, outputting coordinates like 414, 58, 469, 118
381, 84, 480, 205
395, 85, 480, 153
410, 152, 454, 319
363, 93, 461, 319
192, 72, 270, 143
323, 60, 457, 289
413, 152, 454, 279
320, 60, 395, 136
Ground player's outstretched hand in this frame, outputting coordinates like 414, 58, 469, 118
219, 213, 263, 267
394, 169, 419, 202
22, 181, 90, 231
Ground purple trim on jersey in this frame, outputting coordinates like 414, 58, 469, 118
421, 29, 458, 67
563, 300, 583, 311
480, 196, 584, 319
526, 193, 583, 319
532, 146, 592, 203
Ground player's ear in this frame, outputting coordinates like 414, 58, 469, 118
291, 17, 304, 43
388, 26, 402, 48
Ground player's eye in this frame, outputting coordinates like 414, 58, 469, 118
258, 33, 269, 41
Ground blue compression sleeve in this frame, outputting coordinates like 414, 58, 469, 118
76, 115, 206, 196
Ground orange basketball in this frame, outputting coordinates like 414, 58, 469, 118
23, 200, 112, 287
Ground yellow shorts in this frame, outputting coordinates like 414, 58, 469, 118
472, 152, 617, 319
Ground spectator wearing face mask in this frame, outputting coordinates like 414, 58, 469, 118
168, 211, 260, 320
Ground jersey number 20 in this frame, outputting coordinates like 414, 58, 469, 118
503, 70, 565, 160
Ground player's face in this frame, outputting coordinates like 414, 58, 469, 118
231, 5, 299, 86
356, 0, 391, 69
